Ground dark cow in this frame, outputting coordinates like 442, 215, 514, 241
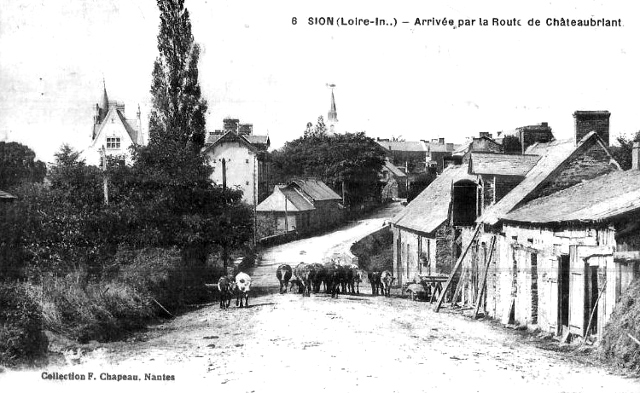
294, 262, 313, 297
323, 260, 338, 294
217, 275, 236, 309
235, 272, 252, 307
380, 270, 396, 297
326, 264, 348, 298
310, 263, 326, 293
345, 265, 357, 294
276, 264, 293, 294
368, 271, 382, 296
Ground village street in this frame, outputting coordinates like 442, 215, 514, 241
2, 204, 639, 393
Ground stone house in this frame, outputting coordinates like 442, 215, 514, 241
391, 130, 542, 286
86, 83, 144, 166
256, 178, 343, 240
490, 168, 640, 339
391, 165, 478, 285
202, 119, 271, 207
380, 158, 408, 200
451, 111, 627, 340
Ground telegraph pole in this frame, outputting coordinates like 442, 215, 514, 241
100, 146, 108, 205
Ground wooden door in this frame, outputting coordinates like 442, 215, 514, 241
568, 245, 587, 336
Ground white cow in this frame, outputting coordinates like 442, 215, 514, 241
235, 272, 252, 307
380, 270, 396, 297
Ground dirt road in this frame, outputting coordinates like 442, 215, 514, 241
2, 203, 639, 392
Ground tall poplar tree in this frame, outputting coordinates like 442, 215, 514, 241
149, 0, 207, 151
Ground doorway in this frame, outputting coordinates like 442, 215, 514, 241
588, 265, 599, 335
558, 254, 570, 329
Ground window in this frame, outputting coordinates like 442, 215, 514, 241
246, 159, 250, 163
106, 137, 121, 149
246, 181, 250, 185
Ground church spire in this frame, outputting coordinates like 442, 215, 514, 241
327, 85, 337, 123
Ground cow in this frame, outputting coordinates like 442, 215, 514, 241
368, 271, 382, 296
345, 265, 357, 294
276, 264, 293, 294
326, 264, 348, 298
380, 270, 396, 297
354, 268, 367, 294
294, 262, 313, 297
310, 263, 326, 293
217, 275, 236, 309
235, 272, 252, 307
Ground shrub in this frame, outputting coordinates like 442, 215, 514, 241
600, 278, 640, 373
0, 283, 47, 366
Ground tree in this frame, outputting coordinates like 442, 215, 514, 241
271, 132, 387, 208
121, 0, 253, 275
149, 0, 207, 152
303, 116, 327, 139
0, 141, 46, 190
610, 131, 640, 170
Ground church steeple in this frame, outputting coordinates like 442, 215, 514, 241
327, 85, 337, 123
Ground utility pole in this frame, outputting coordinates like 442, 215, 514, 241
100, 146, 108, 205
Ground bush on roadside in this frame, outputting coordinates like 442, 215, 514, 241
40, 272, 153, 343
600, 278, 640, 373
0, 282, 48, 366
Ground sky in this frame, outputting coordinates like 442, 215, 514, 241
1, 0, 639, 163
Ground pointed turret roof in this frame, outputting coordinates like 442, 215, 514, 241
102, 79, 109, 113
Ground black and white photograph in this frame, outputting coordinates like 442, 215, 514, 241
1, 1, 640, 391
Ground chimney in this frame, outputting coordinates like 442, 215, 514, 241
573, 111, 610, 146
438, 137, 445, 144
633, 142, 640, 170
223, 118, 240, 133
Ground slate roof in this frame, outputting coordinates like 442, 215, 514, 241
469, 152, 540, 177
503, 170, 640, 224
280, 187, 315, 211
256, 185, 315, 212
92, 106, 140, 146
480, 132, 613, 225
392, 165, 477, 235
291, 179, 342, 201
204, 132, 269, 150
377, 141, 426, 152
383, 159, 407, 178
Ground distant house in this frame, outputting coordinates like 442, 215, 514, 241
391, 165, 477, 283
376, 139, 427, 175
202, 118, 271, 207
86, 83, 144, 166
256, 178, 343, 239
380, 158, 408, 200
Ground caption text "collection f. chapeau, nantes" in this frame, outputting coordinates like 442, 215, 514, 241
297, 16, 622, 28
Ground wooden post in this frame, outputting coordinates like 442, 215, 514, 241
100, 146, 108, 205
435, 224, 482, 312
473, 236, 496, 319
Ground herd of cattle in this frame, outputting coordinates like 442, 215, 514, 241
276, 261, 396, 298
216, 261, 398, 309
